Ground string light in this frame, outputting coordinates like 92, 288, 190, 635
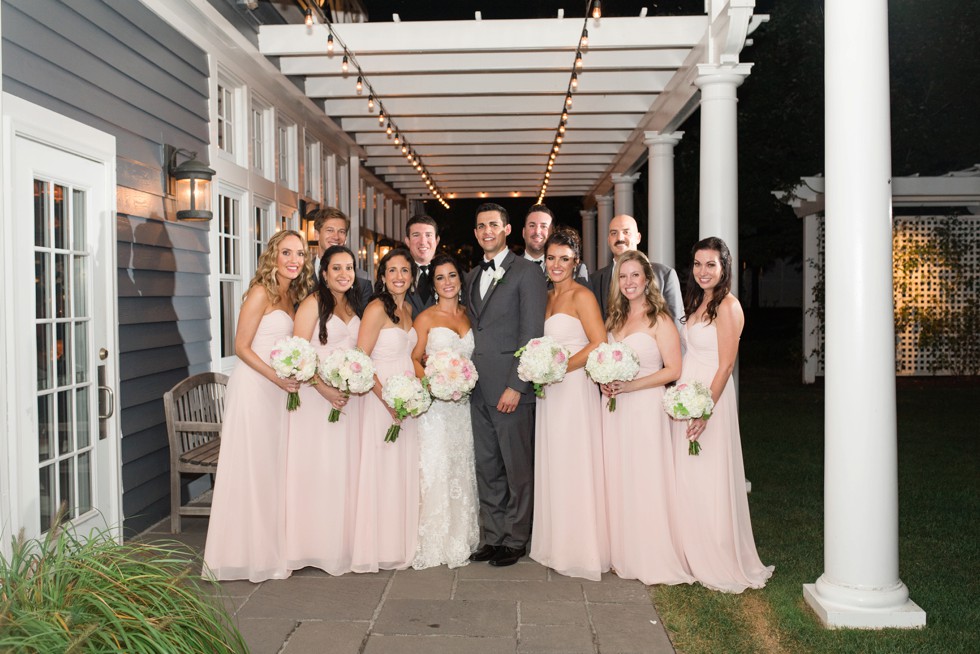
580, 28, 588, 48
575, 52, 583, 70
571, 73, 578, 90
323, 21, 449, 207
592, 0, 601, 19
304, 8, 313, 27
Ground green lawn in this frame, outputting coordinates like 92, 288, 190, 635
653, 310, 980, 654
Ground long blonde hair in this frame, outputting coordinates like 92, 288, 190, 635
605, 250, 671, 332
245, 230, 314, 307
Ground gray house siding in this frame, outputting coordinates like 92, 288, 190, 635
2, 0, 212, 534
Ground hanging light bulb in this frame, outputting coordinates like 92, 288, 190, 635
565, 94, 573, 108
367, 96, 375, 111
580, 28, 589, 48
327, 33, 334, 53
341, 52, 349, 74
304, 8, 313, 27
556, 135, 563, 144
592, 0, 602, 19
575, 52, 583, 70
571, 73, 578, 90
559, 122, 566, 134
562, 110, 569, 122
356, 76, 363, 94
401, 145, 408, 154
378, 110, 385, 125
386, 122, 393, 136
394, 133, 400, 145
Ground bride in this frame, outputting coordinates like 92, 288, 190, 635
410, 253, 480, 569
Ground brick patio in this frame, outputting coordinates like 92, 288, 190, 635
140, 517, 677, 654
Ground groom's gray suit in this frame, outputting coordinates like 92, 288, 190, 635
467, 252, 547, 550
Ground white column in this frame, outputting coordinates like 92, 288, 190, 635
696, 62, 750, 291
365, 186, 375, 234
596, 194, 614, 269
611, 172, 640, 218
803, 0, 925, 629
579, 209, 597, 272
644, 131, 683, 268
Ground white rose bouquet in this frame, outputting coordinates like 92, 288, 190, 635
662, 380, 715, 455
515, 336, 570, 399
585, 341, 641, 412
318, 347, 376, 422
424, 350, 479, 402
381, 373, 432, 442
269, 336, 319, 411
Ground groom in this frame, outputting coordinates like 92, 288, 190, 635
466, 203, 547, 567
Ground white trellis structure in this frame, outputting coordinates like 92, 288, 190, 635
780, 167, 980, 382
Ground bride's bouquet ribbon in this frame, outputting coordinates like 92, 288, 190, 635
585, 341, 640, 412
381, 373, 432, 442
515, 336, 570, 399
662, 380, 714, 455
269, 336, 319, 411
318, 347, 376, 423
423, 349, 479, 402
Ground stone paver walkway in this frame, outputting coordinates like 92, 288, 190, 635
141, 517, 676, 654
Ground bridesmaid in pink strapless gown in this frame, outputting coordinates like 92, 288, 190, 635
204, 230, 313, 582
601, 250, 692, 586
351, 248, 421, 572
671, 237, 772, 593
530, 230, 609, 581
285, 245, 362, 575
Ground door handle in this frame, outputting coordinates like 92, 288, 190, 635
98, 385, 114, 420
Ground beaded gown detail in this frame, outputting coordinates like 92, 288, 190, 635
672, 320, 773, 592
412, 327, 480, 569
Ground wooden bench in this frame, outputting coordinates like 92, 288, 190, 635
164, 372, 228, 533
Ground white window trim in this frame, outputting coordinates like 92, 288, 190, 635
215, 69, 247, 167
250, 95, 273, 180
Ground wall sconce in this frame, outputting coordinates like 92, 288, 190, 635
167, 146, 215, 221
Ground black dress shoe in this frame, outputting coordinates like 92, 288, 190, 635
488, 546, 526, 567
469, 544, 500, 562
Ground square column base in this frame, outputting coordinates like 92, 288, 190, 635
803, 584, 926, 629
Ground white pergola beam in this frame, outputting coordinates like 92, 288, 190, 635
322, 94, 656, 116
355, 129, 633, 145
259, 16, 707, 55
362, 143, 619, 158
366, 154, 614, 167
305, 71, 676, 98
280, 49, 691, 76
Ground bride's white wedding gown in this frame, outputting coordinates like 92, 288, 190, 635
412, 326, 480, 569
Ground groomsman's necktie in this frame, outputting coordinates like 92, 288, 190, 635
479, 259, 495, 271
529, 258, 545, 273
418, 264, 431, 302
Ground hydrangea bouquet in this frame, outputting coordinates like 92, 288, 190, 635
318, 348, 376, 422
515, 336, 570, 399
662, 381, 715, 455
423, 350, 479, 402
381, 373, 432, 443
585, 341, 641, 412
269, 336, 319, 411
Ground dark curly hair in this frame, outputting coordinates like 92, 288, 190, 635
371, 247, 416, 324
543, 226, 582, 263
682, 236, 733, 324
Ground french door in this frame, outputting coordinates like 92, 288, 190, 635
3, 96, 121, 545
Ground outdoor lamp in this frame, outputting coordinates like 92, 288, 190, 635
168, 147, 215, 221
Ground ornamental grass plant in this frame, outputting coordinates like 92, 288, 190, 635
0, 512, 247, 653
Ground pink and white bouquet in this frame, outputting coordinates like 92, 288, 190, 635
424, 350, 479, 402
270, 336, 319, 411
318, 347, 376, 422
381, 373, 432, 443
515, 336, 570, 399
662, 381, 715, 455
585, 341, 641, 412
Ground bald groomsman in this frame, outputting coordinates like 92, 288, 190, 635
589, 214, 683, 326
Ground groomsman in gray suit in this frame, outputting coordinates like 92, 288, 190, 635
404, 214, 440, 317
466, 203, 547, 567
590, 214, 684, 329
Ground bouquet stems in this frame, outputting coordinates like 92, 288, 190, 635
287, 391, 301, 412
607, 396, 617, 412
328, 392, 350, 423
533, 383, 546, 399
689, 439, 701, 456
385, 423, 401, 443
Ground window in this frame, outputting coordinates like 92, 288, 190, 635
252, 199, 273, 269
304, 136, 321, 200
217, 191, 243, 360
250, 98, 272, 178
277, 118, 296, 190
217, 83, 235, 156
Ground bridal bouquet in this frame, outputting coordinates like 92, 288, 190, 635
423, 350, 479, 402
662, 381, 714, 455
381, 373, 432, 443
270, 336, 319, 411
585, 341, 640, 412
318, 347, 376, 422
515, 336, 570, 399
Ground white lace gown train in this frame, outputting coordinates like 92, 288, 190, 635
412, 327, 480, 569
